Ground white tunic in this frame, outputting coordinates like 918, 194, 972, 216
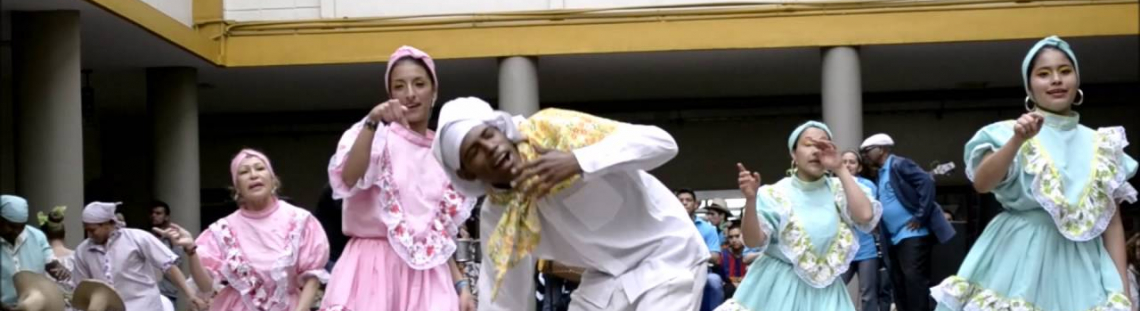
478, 121, 709, 311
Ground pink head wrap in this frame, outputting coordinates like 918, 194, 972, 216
385, 45, 438, 93
230, 149, 277, 188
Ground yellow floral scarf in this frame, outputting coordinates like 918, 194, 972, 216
485, 108, 619, 299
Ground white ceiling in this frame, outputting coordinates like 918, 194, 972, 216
4, 0, 1138, 113
3, 0, 212, 69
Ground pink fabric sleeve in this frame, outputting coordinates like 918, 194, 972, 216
327, 118, 389, 200
295, 215, 331, 286
194, 229, 228, 293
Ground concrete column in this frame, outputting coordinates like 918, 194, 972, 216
821, 46, 864, 151
13, 11, 84, 246
148, 67, 201, 236
498, 56, 540, 116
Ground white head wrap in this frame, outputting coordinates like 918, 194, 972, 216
82, 201, 124, 227
431, 97, 524, 197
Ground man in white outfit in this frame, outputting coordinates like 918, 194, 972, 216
432, 97, 708, 311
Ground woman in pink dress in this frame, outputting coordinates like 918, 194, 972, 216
319, 45, 478, 311
157, 149, 331, 311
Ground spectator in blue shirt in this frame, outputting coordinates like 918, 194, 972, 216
676, 188, 724, 311
861, 134, 955, 311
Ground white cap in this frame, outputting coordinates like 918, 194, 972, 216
860, 133, 895, 149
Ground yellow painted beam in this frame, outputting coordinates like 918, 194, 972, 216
193, 0, 223, 23
224, 2, 1138, 67
84, 0, 222, 64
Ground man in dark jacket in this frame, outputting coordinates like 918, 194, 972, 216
861, 133, 955, 311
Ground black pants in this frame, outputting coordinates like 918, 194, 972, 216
888, 236, 933, 311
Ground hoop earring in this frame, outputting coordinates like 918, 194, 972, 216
1073, 89, 1084, 106
1024, 96, 1034, 112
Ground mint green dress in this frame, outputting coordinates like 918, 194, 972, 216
717, 176, 882, 311
933, 111, 1137, 311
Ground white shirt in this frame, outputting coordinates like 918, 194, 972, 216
73, 228, 179, 311
478, 121, 708, 310
1128, 265, 1138, 310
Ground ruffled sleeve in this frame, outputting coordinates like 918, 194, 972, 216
1100, 127, 1138, 204
327, 118, 389, 200
751, 185, 784, 254
964, 121, 1021, 191
294, 215, 331, 285
193, 228, 228, 294
834, 178, 883, 233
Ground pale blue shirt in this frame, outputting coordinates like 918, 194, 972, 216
853, 177, 879, 261
878, 155, 930, 245
1, 226, 55, 306
695, 217, 722, 252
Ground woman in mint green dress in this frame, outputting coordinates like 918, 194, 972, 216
931, 36, 1136, 311
717, 121, 882, 311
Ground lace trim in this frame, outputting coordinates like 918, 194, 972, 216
161, 256, 179, 273
713, 298, 751, 311
768, 182, 859, 289
376, 146, 475, 270
208, 207, 310, 311
833, 178, 883, 233
932, 275, 1132, 311
299, 269, 330, 284
1021, 127, 1135, 242
327, 119, 389, 200
91, 231, 124, 284
752, 211, 774, 255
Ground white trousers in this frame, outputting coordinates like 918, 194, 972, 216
569, 263, 706, 311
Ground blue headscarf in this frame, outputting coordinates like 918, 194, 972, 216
0, 195, 29, 223
787, 121, 834, 153
1022, 36, 1080, 100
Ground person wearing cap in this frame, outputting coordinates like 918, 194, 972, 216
718, 121, 881, 311
930, 36, 1136, 311
705, 198, 732, 242
318, 46, 478, 311
703, 198, 732, 311
72, 201, 204, 311
1, 195, 70, 311
859, 132, 955, 311
432, 97, 708, 311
